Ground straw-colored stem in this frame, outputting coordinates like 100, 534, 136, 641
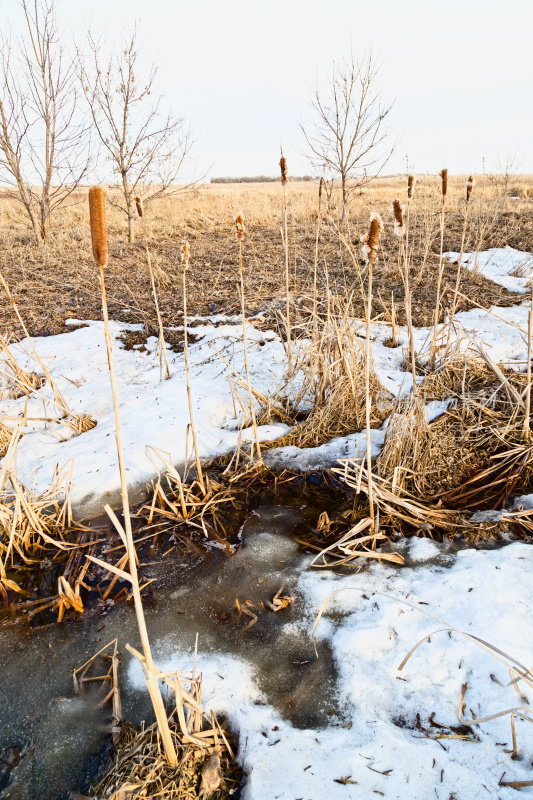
446, 203, 472, 351
141, 221, 170, 381
238, 239, 262, 464
430, 198, 446, 370
523, 282, 533, 441
98, 263, 177, 766
365, 262, 375, 533
182, 264, 206, 493
282, 184, 292, 373
401, 202, 417, 389
312, 184, 323, 341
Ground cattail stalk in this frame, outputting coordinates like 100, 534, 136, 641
134, 197, 170, 381
235, 214, 262, 465
446, 176, 475, 351
524, 280, 533, 441
363, 212, 382, 534
392, 198, 417, 389
312, 176, 325, 341
280, 148, 292, 373
181, 241, 206, 493
88, 186, 177, 766
430, 169, 448, 369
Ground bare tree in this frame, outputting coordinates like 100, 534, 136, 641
78, 29, 193, 243
0, 0, 90, 244
302, 53, 393, 221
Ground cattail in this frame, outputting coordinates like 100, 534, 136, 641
181, 239, 190, 270
392, 199, 405, 237
465, 175, 475, 203
234, 212, 245, 240
279, 153, 288, 186
360, 213, 383, 263
407, 175, 415, 200
439, 169, 448, 198
319, 176, 324, 200
88, 186, 108, 268
134, 196, 143, 218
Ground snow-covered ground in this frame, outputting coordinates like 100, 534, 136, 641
2, 248, 533, 795
0, 318, 291, 515
129, 537, 533, 799
1, 246, 532, 510
444, 246, 533, 294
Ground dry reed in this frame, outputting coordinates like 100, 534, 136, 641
134, 195, 171, 380
89, 185, 178, 766
181, 240, 206, 493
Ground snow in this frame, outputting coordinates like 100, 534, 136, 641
0, 318, 290, 516
2, 250, 532, 511
444, 246, 533, 294
0, 245, 531, 512
129, 539, 533, 799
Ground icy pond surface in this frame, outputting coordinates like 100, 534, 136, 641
1, 507, 533, 799
0, 505, 337, 799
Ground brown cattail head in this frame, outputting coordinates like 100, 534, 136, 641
319, 176, 324, 200
279, 153, 288, 186
181, 239, 190, 270
465, 175, 475, 203
134, 196, 143, 218
392, 198, 405, 237
234, 212, 245, 240
88, 186, 108, 268
439, 168, 448, 198
360, 212, 383, 263
407, 175, 415, 200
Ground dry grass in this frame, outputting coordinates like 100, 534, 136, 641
0, 175, 530, 342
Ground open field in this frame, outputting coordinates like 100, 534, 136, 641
1, 175, 532, 339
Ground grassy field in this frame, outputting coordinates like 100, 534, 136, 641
0, 174, 532, 342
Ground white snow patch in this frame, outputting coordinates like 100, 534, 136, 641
444, 246, 533, 293
0, 318, 290, 514
129, 541, 533, 799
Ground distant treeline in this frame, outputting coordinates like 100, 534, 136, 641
211, 175, 316, 184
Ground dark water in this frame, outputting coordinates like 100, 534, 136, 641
0, 505, 341, 800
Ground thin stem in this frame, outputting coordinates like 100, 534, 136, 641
182, 263, 206, 493
430, 197, 446, 370
524, 282, 533, 441
238, 239, 262, 465
141, 219, 170, 380
282, 183, 292, 373
365, 261, 375, 533
98, 264, 177, 766
446, 203, 471, 355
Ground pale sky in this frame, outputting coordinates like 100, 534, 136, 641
2, 0, 532, 180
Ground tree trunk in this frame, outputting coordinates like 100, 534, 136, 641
340, 175, 347, 223
127, 211, 135, 243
